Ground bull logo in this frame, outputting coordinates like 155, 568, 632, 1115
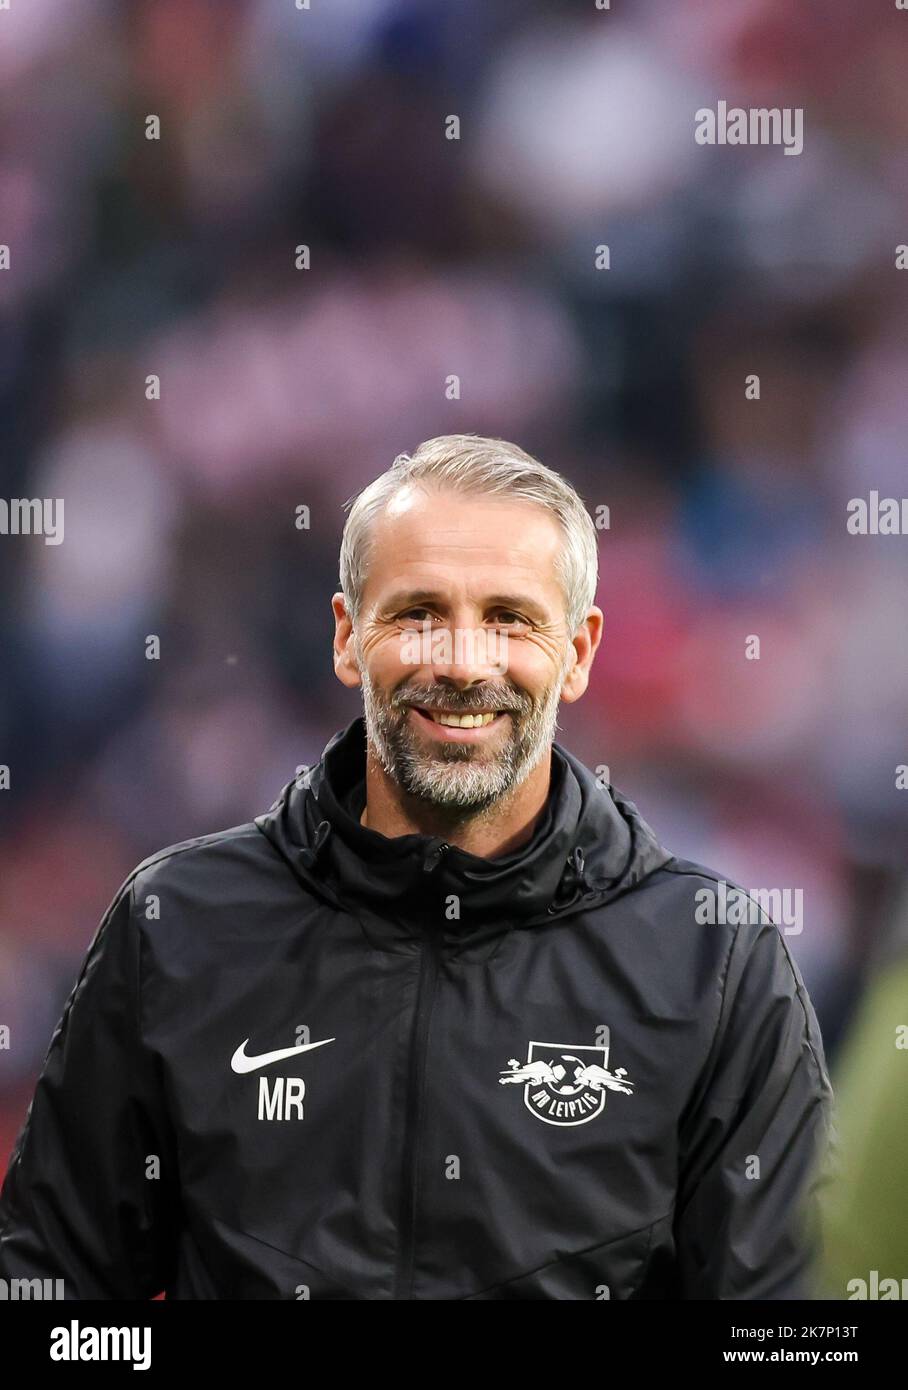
498, 1033, 633, 1127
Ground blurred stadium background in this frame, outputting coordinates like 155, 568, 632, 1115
1, 0, 907, 1294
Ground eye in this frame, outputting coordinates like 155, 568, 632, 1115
490, 609, 529, 628
398, 607, 438, 625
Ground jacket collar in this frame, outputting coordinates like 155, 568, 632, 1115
256, 716, 672, 950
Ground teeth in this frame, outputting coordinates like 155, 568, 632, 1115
427, 711, 499, 728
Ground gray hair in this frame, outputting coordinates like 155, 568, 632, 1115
339, 434, 599, 635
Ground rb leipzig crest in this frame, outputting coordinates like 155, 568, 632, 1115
498, 1032, 634, 1127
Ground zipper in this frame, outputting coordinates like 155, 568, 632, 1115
392, 840, 449, 1299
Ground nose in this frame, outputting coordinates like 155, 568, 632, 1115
427, 622, 509, 688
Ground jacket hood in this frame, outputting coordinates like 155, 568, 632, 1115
255, 716, 673, 946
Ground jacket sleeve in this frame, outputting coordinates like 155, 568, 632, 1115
0, 877, 180, 1298
673, 915, 837, 1299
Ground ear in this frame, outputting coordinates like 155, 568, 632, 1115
560, 606, 604, 704
332, 593, 362, 690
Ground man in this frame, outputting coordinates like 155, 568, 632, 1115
0, 434, 833, 1299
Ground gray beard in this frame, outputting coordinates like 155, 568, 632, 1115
355, 639, 572, 815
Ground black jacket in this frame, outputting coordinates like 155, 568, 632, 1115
0, 716, 834, 1299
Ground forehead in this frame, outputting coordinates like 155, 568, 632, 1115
363, 486, 565, 601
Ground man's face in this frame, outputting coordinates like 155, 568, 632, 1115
333, 487, 600, 814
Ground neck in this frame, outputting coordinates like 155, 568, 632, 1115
360, 747, 553, 858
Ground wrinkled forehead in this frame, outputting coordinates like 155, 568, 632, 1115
362, 486, 566, 609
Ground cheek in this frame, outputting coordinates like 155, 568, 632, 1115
366, 632, 420, 685
502, 644, 557, 695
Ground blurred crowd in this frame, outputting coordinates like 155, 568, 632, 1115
1, 0, 907, 1289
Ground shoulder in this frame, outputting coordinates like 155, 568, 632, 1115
656, 859, 827, 1076
629, 854, 810, 1008
121, 822, 287, 918
132, 822, 262, 874
648, 855, 781, 936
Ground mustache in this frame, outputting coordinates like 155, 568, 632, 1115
391, 684, 530, 715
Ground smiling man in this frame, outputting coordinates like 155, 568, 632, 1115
335, 473, 592, 852
0, 434, 834, 1300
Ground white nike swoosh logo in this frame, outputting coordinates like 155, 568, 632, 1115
230, 1037, 335, 1074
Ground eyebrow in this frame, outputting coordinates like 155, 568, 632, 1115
379, 589, 550, 623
